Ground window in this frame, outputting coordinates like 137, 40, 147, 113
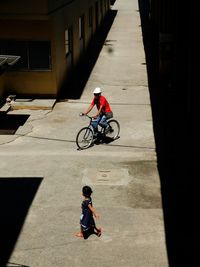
104, 0, 106, 12
29, 42, 51, 70
95, 2, 99, 28
79, 16, 84, 40
100, 0, 103, 18
89, 7, 93, 28
0, 40, 51, 70
65, 27, 73, 55
0, 41, 28, 69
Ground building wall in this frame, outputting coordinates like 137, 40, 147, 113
0, 0, 110, 98
0, 76, 5, 98
51, 0, 110, 94
54, 0, 110, 94
0, 0, 48, 16
140, 1, 199, 265
0, 19, 56, 97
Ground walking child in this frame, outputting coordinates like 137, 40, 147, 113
76, 185, 102, 239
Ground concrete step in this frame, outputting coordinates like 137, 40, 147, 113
0, 103, 11, 113
11, 99, 57, 110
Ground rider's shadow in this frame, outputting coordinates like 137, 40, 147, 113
94, 135, 120, 145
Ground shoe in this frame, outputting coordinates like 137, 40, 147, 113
93, 132, 98, 138
104, 126, 110, 134
97, 228, 102, 237
109, 127, 114, 133
105, 126, 113, 134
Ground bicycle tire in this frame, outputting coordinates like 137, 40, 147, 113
76, 127, 94, 149
106, 119, 120, 139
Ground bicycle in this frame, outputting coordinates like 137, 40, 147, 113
76, 113, 120, 150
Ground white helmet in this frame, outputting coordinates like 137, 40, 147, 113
93, 87, 102, 94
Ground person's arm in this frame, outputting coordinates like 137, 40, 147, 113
93, 104, 103, 118
83, 104, 93, 115
88, 204, 100, 218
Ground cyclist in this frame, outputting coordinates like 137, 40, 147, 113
82, 87, 113, 135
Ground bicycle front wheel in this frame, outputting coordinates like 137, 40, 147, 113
76, 127, 94, 150
106, 119, 120, 139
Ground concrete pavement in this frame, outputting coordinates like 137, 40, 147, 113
0, 0, 169, 266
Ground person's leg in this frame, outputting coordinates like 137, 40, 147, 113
99, 115, 108, 129
83, 228, 95, 239
94, 226, 102, 237
75, 232, 83, 237
91, 218, 102, 237
97, 228, 102, 237
99, 112, 113, 129
75, 227, 84, 238
91, 116, 101, 133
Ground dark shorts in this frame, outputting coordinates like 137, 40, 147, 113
81, 226, 95, 239
105, 112, 113, 119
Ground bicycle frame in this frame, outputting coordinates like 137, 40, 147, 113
76, 113, 120, 150
79, 113, 108, 134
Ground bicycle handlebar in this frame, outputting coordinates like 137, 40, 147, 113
79, 113, 93, 120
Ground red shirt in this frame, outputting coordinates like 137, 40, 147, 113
91, 95, 112, 114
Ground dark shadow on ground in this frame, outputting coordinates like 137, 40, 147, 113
0, 114, 30, 135
94, 135, 119, 145
0, 177, 43, 267
58, 10, 118, 100
138, 1, 198, 266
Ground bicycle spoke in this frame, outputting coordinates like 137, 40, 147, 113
76, 127, 93, 149
106, 120, 120, 139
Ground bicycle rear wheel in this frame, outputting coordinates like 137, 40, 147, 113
106, 119, 120, 139
76, 127, 94, 149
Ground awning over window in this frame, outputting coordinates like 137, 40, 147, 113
0, 55, 21, 66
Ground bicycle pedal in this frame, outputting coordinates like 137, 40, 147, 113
105, 127, 113, 134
